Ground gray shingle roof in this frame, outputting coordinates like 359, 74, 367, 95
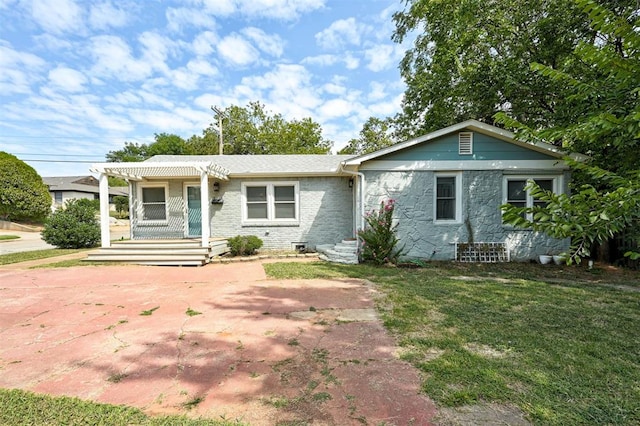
146, 155, 353, 176
43, 176, 128, 196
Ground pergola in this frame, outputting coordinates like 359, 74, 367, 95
90, 161, 230, 248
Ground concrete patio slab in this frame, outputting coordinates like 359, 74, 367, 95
0, 261, 437, 425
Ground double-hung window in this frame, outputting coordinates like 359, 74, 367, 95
139, 184, 168, 222
242, 182, 299, 224
434, 172, 462, 223
504, 176, 558, 220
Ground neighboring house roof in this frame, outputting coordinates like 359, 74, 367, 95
342, 119, 588, 167
43, 176, 129, 196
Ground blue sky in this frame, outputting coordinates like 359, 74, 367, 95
0, 0, 409, 177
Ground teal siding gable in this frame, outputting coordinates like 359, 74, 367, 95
378, 132, 555, 161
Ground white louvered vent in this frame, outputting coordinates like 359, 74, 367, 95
459, 132, 473, 155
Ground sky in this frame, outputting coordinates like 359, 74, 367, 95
0, 0, 410, 177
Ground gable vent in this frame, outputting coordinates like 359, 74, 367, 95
459, 132, 473, 155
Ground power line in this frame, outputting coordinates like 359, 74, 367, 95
10, 152, 105, 158
19, 159, 98, 164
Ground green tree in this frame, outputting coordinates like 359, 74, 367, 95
391, 0, 637, 139
106, 133, 190, 162
339, 117, 396, 155
114, 196, 129, 219
0, 152, 51, 222
210, 102, 332, 155
500, 0, 640, 262
41, 199, 101, 249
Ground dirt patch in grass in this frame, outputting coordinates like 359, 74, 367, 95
436, 403, 531, 425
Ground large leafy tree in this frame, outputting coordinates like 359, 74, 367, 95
0, 152, 51, 222
106, 133, 190, 162
391, 0, 636, 139
203, 102, 332, 155
500, 0, 640, 262
107, 102, 332, 161
338, 117, 396, 155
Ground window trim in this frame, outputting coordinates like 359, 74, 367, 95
433, 172, 462, 224
137, 182, 169, 225
502, 175, 562, 221
241, 181, 300, 226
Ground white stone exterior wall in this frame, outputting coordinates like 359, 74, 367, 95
211, 176, 354, 250
362, 170, 570, 261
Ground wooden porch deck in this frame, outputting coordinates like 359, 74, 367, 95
86, 238, 229, 266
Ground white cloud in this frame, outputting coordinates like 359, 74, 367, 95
199, 0, 325, 20
317, 98, 357, 119
217, 34, 259, 67
29, 0, 84, 34
315, 17, 368, 50
48, 66, 87, 92
187, 58, 218, 76
0, 42, 46, 94
242, 27, 284, 57
90, 35, 151, 81
303, 53, 359, 70
364, 43, 402, 72
166, 7, 217, 33
192, 31, 219, 56
89, 1, 130, 30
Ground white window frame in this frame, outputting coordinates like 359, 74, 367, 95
137, 182, 169, 225
434, 172, 462, 224
502, 175, 562, 221
241, 181, 300, 226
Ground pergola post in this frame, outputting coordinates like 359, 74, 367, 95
200, 171, 210, 248
98, 173, 111, 248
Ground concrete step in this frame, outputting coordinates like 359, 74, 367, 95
315, 244, 334, 255
86, 253, 210, 262
334, 243, 358, 253
341, 239, 358, 246
92, 248, 211, 255
318, 254, 358, 265
323, 249, 358, 260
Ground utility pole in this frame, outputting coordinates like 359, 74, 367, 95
211, 106, 225, 155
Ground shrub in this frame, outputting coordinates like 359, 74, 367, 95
41, 199, 101, 249
74, 198, 100, 212
228, 235, 263, 256
358, 199, 403, 265
0, 152, 51, 222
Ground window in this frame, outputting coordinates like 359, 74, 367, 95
140, 185, 167, 222
504, 176, 559, 220
459, 132, 473, 155
434, 173, 462, 223
242, 182, 299, 224
54, 191, 63, 204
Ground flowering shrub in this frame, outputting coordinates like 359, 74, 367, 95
358, 199, 403, 265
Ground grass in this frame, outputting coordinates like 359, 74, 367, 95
265, 261, 640, 425
0, 388, 245, 425
0, 234, 20, 241
0, 248, 86, 265
140, 306, 160, 316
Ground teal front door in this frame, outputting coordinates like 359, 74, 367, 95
186, 186, 202, 237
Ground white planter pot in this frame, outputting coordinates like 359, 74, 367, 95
553, 255, 566, 265
539, 255, 553, 265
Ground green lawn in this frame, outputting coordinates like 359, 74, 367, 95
0, 235, 20, 241
0, 389, 245, 425
0, 248, 86, 265
265, 261, 640, 425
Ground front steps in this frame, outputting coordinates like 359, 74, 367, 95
86, 239, 229, 266
316, 239, 359, 264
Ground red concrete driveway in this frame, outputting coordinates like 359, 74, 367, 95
0, 262, 436, 425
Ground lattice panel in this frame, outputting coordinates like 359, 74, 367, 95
455, 242, 509, 263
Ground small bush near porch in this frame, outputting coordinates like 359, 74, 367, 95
265, 261, 640, 425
